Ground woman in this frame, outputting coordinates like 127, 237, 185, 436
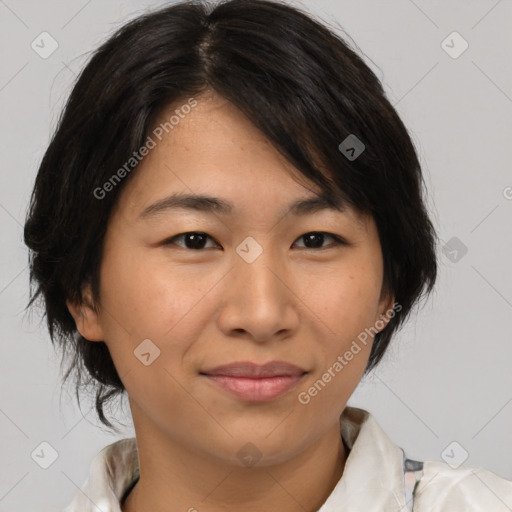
23, 0, 512, 510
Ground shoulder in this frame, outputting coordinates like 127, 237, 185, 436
341, 406, 512, 510
413, 459, 512, 510
62, 437, 139, 512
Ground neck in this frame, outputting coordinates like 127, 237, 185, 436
122, 417, 346, 512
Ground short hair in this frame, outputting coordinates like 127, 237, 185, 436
23, 0, 438, 431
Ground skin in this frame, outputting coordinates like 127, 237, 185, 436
67, 89, 394, 512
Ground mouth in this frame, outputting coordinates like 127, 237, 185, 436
200, 361, 308, 402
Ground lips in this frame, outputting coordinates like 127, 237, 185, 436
200, 361, 307, 378
200, 361, 308, 402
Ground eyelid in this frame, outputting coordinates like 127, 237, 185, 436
162, 231, 349, 250
163, 232, 220, 249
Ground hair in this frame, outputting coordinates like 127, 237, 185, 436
23, 0, 438, 432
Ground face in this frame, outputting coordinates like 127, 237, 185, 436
67, 90, 393, 467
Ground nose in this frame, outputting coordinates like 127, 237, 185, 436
216, 243, 300, 343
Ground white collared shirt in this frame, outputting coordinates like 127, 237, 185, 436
62, 406, 512, 511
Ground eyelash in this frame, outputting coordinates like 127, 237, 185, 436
162, 231, 348, 251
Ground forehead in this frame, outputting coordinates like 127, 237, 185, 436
114, 91, 368, 229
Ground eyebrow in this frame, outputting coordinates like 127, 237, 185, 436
138, 192, 345, 220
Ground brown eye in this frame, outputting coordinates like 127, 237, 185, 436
164, 232, 219, 250
162, 231, 347, 251
293, 232, 346, 250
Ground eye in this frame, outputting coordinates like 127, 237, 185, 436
163, 231, 347, 251
164, 232, 219, 250
293, 232, 347, 250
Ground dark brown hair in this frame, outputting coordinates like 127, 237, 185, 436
23, 0, 438, 432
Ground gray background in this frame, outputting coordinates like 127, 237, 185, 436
0, 0, 511, 510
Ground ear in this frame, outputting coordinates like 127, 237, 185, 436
376, 288, 397, 332
66, 284, 105, 342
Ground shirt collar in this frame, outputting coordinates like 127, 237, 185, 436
63, 437, 140, 512
318, 406, 408, 511
63, 406, 407, 512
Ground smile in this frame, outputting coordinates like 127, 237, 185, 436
202, 374, 306, 402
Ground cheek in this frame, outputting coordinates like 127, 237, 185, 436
99, 246, 190, 333
304, 263, 382, 335
300, 259, 381, 390
97, 246, 220, 369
